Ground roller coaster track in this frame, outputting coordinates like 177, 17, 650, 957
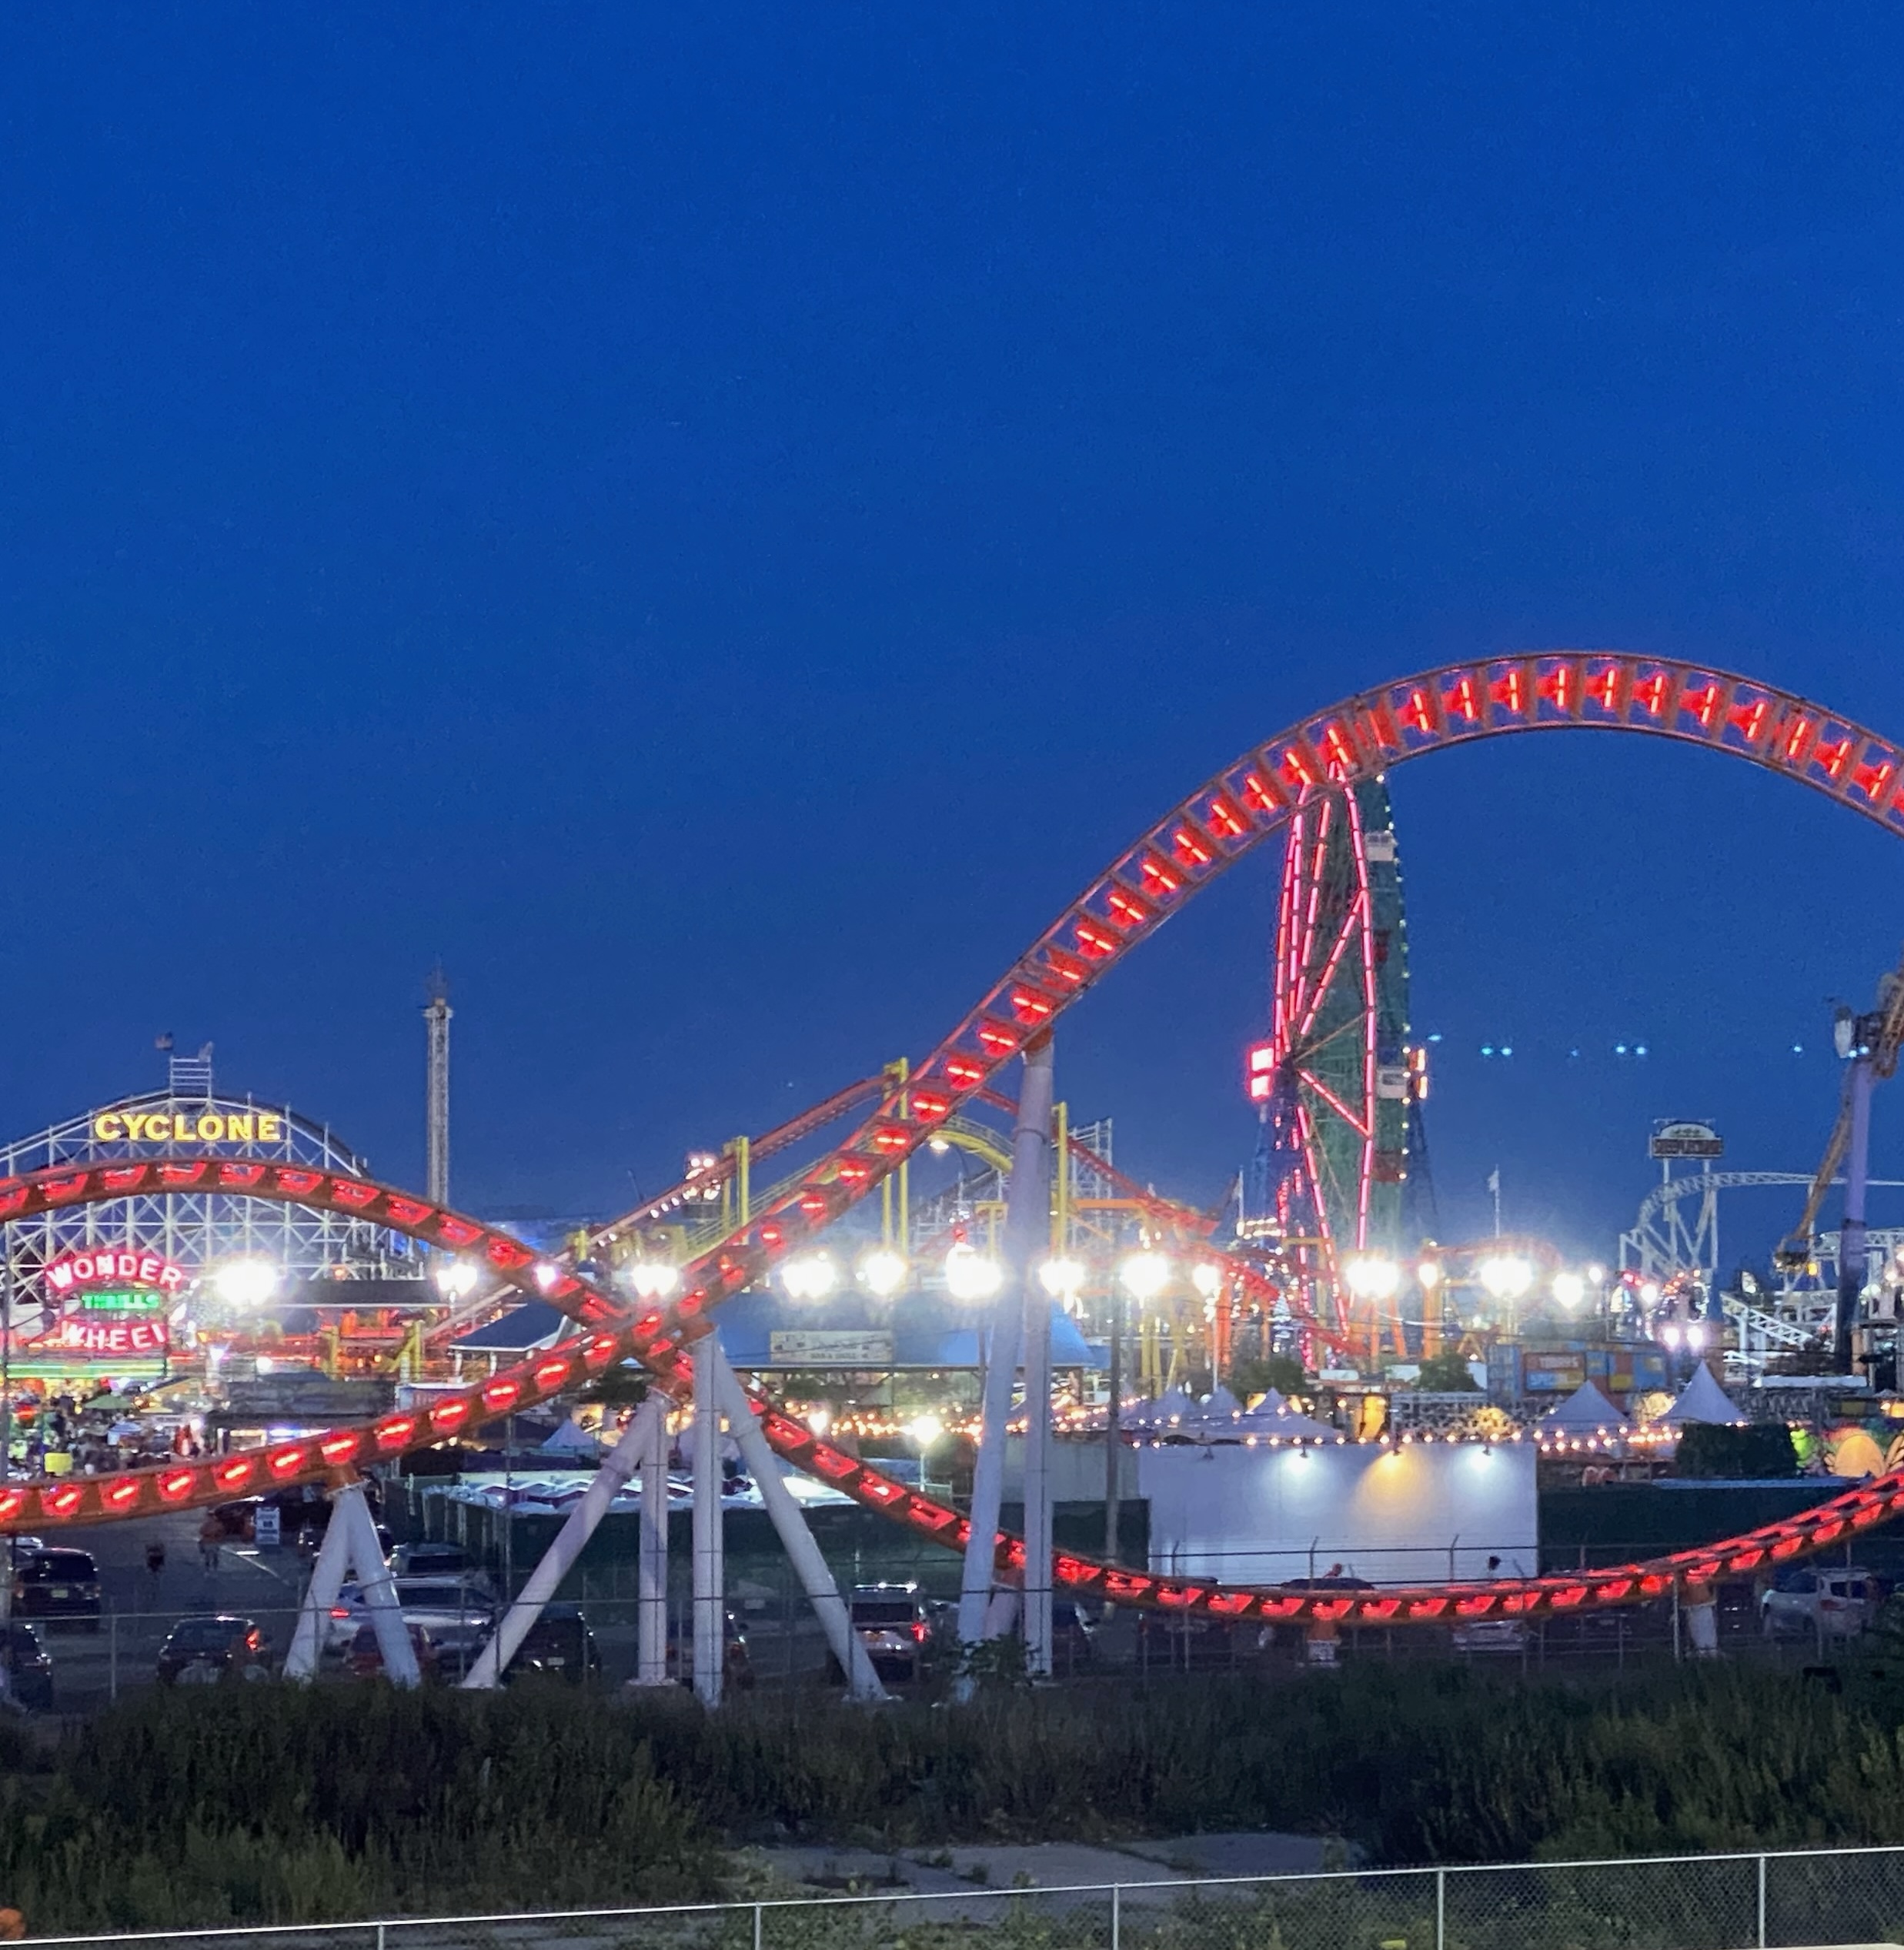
9, 653, 1904, 1628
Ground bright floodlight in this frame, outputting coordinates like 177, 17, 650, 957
433, 1258, 479, 1301
1586, 1263, 1607, 1285
1478, 1255, 1534, 1301
1660, 1321, 1683, 1348
1551, 1271, 1586, 1309
1118, 1250, 1171, 1303
627, 1260, 682, 1300
1638, 1281, 1663, 1307
906, 1414, 944, 1449
1684, 1321, 1708, 1351
857, 1248, 908, 1297
1342, 1255, 1401, 1301
1416, 1258, 1443, 1289
1038, 1256, 1086, 1300
214, 1259, 279, 1308
1190, 1261, 1222, 1301
781, 1254, 839, 1302
944, 1244, 1004, 1303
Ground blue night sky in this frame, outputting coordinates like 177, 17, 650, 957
5, 8, 1904, 1271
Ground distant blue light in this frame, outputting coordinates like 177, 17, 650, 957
1792, 1043, 1804, 1055
1480, 1044, 1495, 1057
1635, 1044, 1648, 1057
1568, 1048, 1581, 1059
1615, 1043, 1628, 1056
1427, 1033, 1442, 1044
1501, 1045, 1513, 1057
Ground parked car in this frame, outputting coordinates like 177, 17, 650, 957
664, 1606, 753, 1690
157, 1615, 273, 1685
13, 1548, 102, 1628
1761, 1567, 1881, 1639
0, 1622, 53, 1709
348, 1620, 440, 1681
327, 1578, 496, 1669
843, 1583, 932, 1682
504, 1604, 602, 1685
1451, 1618, 1527, 1655
390, 1543, 495, 1595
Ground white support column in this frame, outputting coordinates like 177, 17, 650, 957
637, 1393, 670, 1686
283, 1495, 356, 1680
340, 1484, 421, 1687
707, 1344, 889, 1704
691, 1337, 725, 1706
957, 1033, 1056, 1659
283, 1481, 419, 1687
463, 1394, 666, 1690
1019, 1057, 1057, 1679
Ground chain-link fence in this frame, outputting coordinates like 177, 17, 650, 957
19, 1846, 1904, 1950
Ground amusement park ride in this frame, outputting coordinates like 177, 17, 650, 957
5, 656, 1904, 1681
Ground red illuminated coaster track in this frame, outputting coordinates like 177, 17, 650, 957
7, 653, 1904, 1630
0, 1154, 1896, 1627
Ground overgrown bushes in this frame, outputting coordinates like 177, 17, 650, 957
12, 1661, 1904, 1932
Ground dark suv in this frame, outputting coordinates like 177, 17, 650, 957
505, 1605, 602, 1685
157, 1615, 273, 1685
15, 1548, 102, 1628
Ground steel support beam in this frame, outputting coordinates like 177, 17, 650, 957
706, 1343, 889, 1703
691, 1337, 725, 1705
285, 1481, 419, 1687
462, 1394, 666, 1690
637, 1391, 670, 1685
957, 1033, 1055, 1659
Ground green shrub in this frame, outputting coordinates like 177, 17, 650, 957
1671, 1421, 1799, 1478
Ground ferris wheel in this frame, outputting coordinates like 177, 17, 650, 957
1248, 778, 1411, 1353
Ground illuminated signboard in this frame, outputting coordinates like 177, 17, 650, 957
25, 1317, 169, 1359
6, 1311, 169, 1380
42, 1250, 185, 1299
89, 1106, 284, 1145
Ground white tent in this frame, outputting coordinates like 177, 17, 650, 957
1201, 1383, 1244, 1417
1134, 1386, 1200, 1429
1659, 1366, 1745, 1427
1542, 1381, 1629, 1431
539, 1419, 602, 1454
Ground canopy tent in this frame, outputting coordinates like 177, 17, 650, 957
1201, 1383, 1244, 1417
1542, 1381, 1630, 1431
1227, 1401, 1338, 1441
1129, 1386, 1201, 1429
1658, 1365, 1746, 1427
539, 1419, 602, 1454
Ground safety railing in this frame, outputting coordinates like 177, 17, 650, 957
18, 1841, 1904, 1950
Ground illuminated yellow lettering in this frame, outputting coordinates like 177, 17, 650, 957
199, 1113, 223, 1141
258, 1114, 282, 1143
226, 1114, 253, 1142
122, 1114, 148, 1140
93, 1114, 124, 1141
146, 1114, 170, 1141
